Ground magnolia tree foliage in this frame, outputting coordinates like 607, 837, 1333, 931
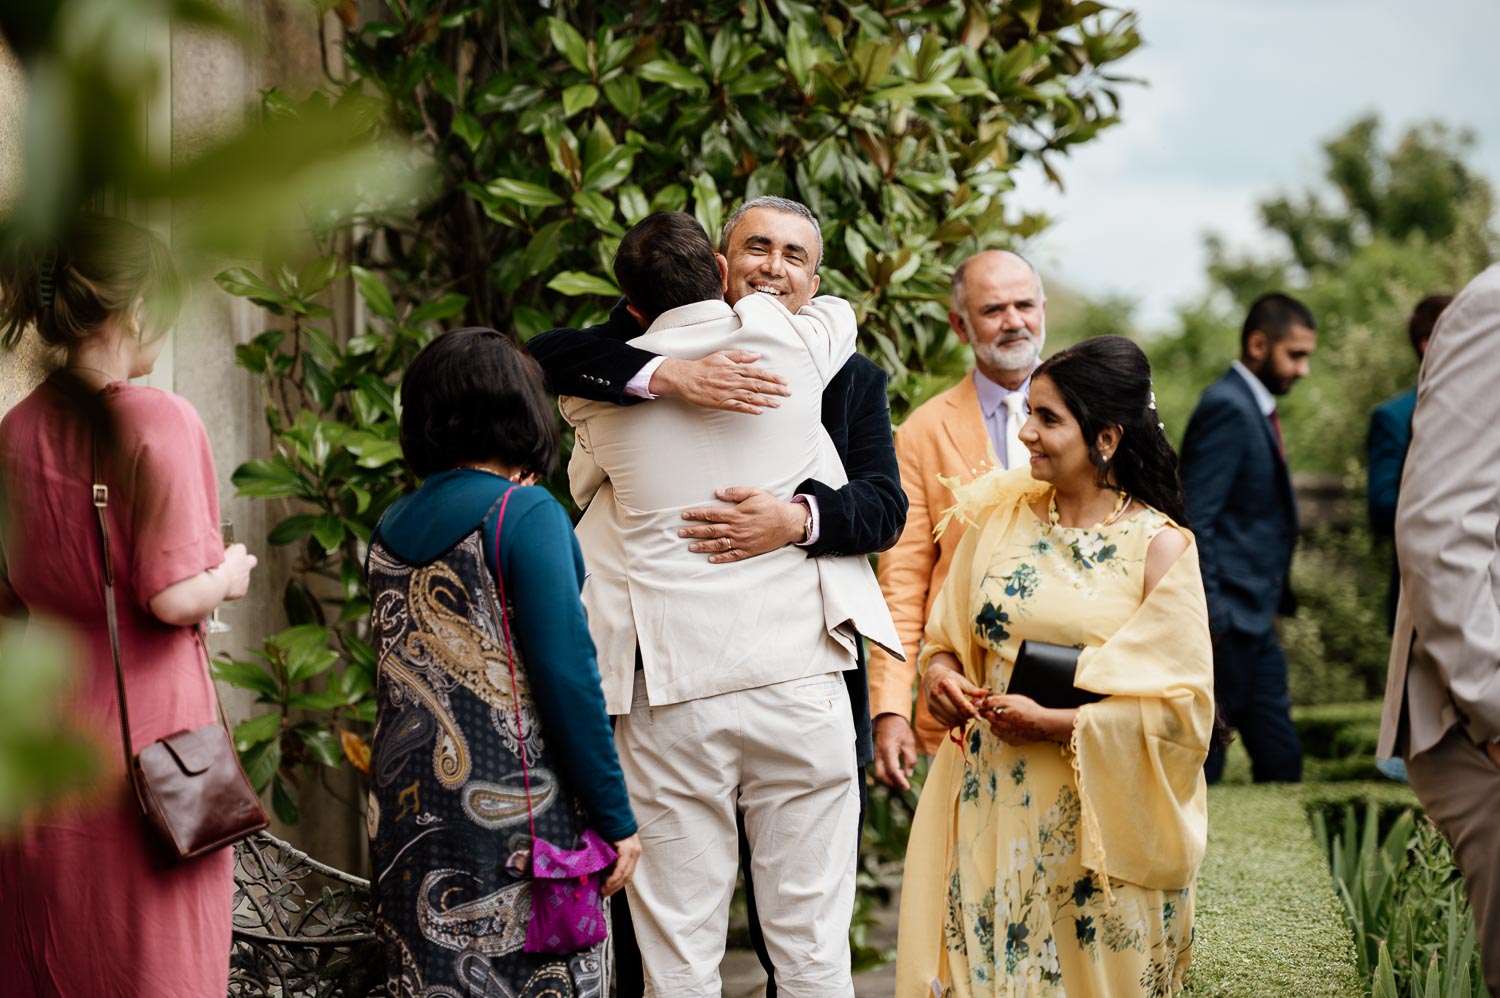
347, 0, 1142, 415
216, 0, 1144, 823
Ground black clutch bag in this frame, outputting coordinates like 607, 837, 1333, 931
1006, 640, 1107, 710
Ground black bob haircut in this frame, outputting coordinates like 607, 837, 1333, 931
399, 327, 559, 480
613, 211, 724, 325
1240, 291, 1316, 351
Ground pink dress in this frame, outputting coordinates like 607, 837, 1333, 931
0, 379, 234, 996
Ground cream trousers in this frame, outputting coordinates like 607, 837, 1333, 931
616, 671, 859, 998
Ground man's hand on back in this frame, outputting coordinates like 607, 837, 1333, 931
650, 351, 791, 414
680, 487, 805, 563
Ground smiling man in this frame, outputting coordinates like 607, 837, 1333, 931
527, 196, 906, 998
867, 250, 1048, 790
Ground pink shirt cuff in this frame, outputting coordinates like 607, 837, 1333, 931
792, 494, 820, 547
625, 356, 668, 400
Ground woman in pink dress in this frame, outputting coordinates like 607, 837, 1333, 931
0, 215, 258, 995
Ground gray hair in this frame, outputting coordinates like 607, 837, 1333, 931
719, 195, 823, 269
950, 250, 1046, 314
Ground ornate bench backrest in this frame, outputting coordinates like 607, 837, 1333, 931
229, 831, 386, 997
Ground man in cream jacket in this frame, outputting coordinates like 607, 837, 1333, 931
560, 211, 899, 998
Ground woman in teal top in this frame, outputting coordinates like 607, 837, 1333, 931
368, 327, 638, 995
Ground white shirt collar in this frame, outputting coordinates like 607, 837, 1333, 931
646, 298, 735, 332
972, 368, 1033, 418
1231, 360, 1277, 416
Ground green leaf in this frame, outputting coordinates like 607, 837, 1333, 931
212, 658, 282, 700
234, 711, 283, 751
347, 436, 403, 469
350, 266, 396, 320
484, 177, 567, 208
561, 83, 599, 117
870, 81, 956, 103
215, 267, 281, 305
312, 514, 345, 553
650, 185, 688, 213
572, 190, 617, 232
297, 256, 341, 296
268, 513, 320, 545
408, 293, 469, 324
547, 17, 591, 75
346, 481, 372, 515
637, 59, 708, 93
451, 111, 484, 152
618, 184, 650, 225
272, 773, 300, 825
240, 740, 281, 793
296, 726, 345, 767
512, 305, 553, 341
521, 220, 568, 280
602, 75, 642, 118
581, 146, 634, 193
691, 172, 723, 243
547, 271, 620, 297
287, 643, 339, 686
785, 20, 814, 89
233, 460, 312, 499
302, 355, 336, 409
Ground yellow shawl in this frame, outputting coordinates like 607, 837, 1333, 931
896, 467, 1213, 995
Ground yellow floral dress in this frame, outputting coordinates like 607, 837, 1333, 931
941, 502, 1194, 997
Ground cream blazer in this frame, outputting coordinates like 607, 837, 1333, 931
1380, 264, 1500, 759
561, 294, 901, 714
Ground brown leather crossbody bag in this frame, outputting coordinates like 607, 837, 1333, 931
91, 443, 267, 861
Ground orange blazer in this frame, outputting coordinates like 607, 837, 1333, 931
870, 373, 996, 753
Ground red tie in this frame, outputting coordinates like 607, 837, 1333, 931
1268, 410, 1286, 462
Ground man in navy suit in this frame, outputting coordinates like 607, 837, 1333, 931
1181, 292, 1318, 784
1367, 294, 1452, 630
528, 195, 905, 997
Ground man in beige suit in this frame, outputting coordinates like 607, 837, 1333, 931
561, 211, 899, 998
868, 250, 1046, 789
1379, 263, 1500, 995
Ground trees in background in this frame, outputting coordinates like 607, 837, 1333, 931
218, 0, 1148, 825
1141, 116, 1498, 706
1148, 115, 1497, 473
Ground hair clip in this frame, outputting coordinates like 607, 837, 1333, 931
37, 249, 58, 309
1148, 389, 1158, 412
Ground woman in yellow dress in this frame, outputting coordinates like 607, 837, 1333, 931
896, 336, 1214, 997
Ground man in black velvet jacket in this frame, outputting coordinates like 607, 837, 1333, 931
528, 195, 906, 997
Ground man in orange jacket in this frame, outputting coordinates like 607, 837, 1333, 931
869, 249, 1048, 789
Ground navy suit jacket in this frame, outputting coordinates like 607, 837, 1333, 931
527, 301, 908, 766
1179, 367, 1299, 638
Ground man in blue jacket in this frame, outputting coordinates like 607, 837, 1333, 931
1366, 294, 1452, 630
1181, 292, 1317, 784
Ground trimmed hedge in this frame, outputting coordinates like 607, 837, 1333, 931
1184, 783, 1413, 996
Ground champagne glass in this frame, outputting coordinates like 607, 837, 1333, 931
206, 518, 233, 634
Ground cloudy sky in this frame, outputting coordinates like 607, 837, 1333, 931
1009, 0, 1500, 330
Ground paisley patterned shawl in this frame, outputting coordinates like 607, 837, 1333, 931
365, 514, 606, 998
898, 466, 1214, 995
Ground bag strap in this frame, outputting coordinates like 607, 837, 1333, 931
90, 410, 235, 816
90, 437, 149, 815
490, 487, 536, 844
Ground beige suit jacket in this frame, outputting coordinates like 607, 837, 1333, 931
1380, 263, 1500, 759
868, 373, 997, 753
562, 295, 901, 714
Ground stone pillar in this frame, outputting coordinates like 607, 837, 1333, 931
170, 0, 367, 873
